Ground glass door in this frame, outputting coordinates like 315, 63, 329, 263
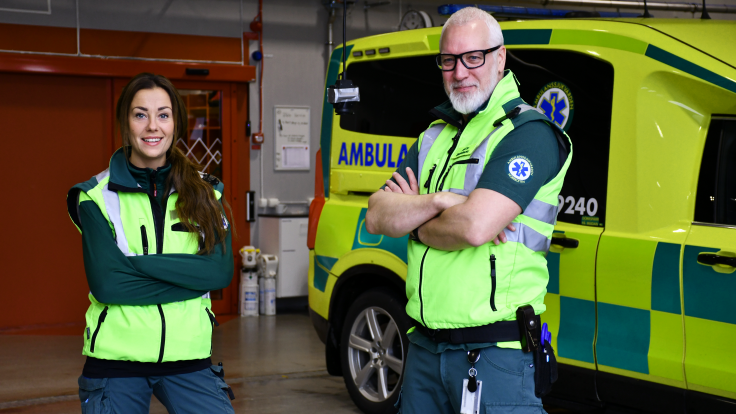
176, 87, 232, 313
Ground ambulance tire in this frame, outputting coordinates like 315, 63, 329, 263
340, 288, 411, 414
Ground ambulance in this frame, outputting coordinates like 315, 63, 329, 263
307, 15, 736, 414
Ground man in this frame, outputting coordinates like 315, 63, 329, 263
365, 7, 572, 413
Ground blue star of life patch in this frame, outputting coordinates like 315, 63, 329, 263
533, 81, 575, 132
508, 156, 533, 182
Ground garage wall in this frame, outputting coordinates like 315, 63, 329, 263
0, 73, 111, 331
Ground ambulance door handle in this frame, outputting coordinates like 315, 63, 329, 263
551, 237, 579, 249
697, 253, 736, 268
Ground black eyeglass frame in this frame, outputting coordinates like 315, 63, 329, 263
435, 45, 502, 71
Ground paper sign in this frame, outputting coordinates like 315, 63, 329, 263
274, 106, 310, 170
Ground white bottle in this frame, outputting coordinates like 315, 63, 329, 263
258, 276, 266, 315
264, 277, 276, 316
240, 270, 259, 317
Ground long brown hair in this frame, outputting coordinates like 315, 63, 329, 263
116, 73, 233, 254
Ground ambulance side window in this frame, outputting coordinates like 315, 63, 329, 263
694, 119, 736, 225
507, 49, 614, 228
340, 55, 447, 139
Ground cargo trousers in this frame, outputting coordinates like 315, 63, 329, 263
77, 366, 235, 414
398, 342, 546, 414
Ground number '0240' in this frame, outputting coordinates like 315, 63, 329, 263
558, 196, 598, 216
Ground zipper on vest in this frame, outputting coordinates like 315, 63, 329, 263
490, 255, 497, 311
146, 169, 172, 254
205, 307, 220, 327
437, 158, 479, 191
90, 306, 109, 353
418, 247, 430, 327
423, 164, 437, 190
140, 225, 149, 255
157, 304, 166, 363
434, 127, 464, 193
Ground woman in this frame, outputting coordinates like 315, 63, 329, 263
66, 73, 236, 414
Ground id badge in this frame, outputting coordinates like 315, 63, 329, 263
460, 378, 482, 414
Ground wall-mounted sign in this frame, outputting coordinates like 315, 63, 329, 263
274, 106, 310, 170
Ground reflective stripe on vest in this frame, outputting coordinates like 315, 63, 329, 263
96, 169, 136, 257
504, 223, 550, 253
524, 198, 558, 225
417, 123, 445, 181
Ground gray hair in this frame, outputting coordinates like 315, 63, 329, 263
440, 7, 504, 48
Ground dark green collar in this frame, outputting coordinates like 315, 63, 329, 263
108, 147, 171, 193
127, 160, 171, 192
431, 97, 490, 128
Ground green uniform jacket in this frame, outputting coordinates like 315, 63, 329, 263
67, 148, 233, 363
406, 71, 573, 330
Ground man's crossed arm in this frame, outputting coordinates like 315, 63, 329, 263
365, 168, 520, 251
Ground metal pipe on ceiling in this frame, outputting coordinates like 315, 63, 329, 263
538, 0, 736, 14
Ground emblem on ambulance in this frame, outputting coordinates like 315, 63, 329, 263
508, 156, 533, 182
533, 82, 574, 132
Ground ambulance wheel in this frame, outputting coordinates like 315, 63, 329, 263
341, 288, 411, 414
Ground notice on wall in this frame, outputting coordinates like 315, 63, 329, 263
274, 106, 310, 170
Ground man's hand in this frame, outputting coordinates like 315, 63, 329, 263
384, 168, 419, 195
492, 223, 516, 245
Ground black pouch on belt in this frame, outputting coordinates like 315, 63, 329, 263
533, 339, 558, 397
516, 305, 558, 397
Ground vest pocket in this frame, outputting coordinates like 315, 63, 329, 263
437, 158, 479, 191
140, 225, 149, 255
205, 307, 220, 327
156, 304, 166, 363
423, 164, 437, 190
490, 255, 497, 312
90, 306, 109, 353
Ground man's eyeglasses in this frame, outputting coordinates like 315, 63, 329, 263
435, 45, 502, 71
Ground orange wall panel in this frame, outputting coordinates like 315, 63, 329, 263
0, 23, 77, 54
80, 29, 242, 62
0, 73, 111, 330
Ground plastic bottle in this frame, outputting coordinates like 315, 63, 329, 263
240, 269, 259, 317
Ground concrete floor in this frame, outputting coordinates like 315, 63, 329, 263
0, 313, 582, 414
0, 314, 362, 414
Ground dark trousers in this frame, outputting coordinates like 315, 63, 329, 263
78, 366, 234, 414
399, 342, 546, 414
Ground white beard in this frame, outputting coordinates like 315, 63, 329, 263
445, 71, 498, 115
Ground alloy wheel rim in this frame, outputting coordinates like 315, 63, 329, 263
347, 306, 405, 403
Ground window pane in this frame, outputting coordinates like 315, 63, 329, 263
716, 121, 736, 224
176, 89, 223, 177
339, 56, 447, 138
697, 119, 736, 225
508, 50, 614, 228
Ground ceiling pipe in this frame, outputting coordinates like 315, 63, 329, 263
536, 0, 736, 13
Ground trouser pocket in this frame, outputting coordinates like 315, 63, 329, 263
210, 364, 235, 401
78, 376, 109, 414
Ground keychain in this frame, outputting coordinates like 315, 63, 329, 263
460, 350, 482, 414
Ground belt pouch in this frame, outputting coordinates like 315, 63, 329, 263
533, 341, 558, 397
